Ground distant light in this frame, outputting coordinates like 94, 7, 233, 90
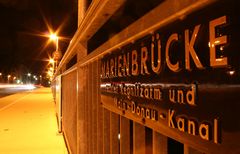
0, 84, 35, 90
7, 75, 11, 78
0, 73, 2, 76
48, 71, 53, 77
16, 80, 21, 84
26, 84, 36, 90
49, 58, 55, 64
228, 70, 235, 76
27, 73, 31, 77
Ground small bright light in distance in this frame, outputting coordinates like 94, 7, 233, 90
26, 84, 36, 90
27, 73, 31, 77
228, 71, 235, 76
49, 58, 54, 64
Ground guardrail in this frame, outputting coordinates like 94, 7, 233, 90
51, 0, 240, 154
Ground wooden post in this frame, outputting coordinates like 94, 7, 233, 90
120, 116, 130, 154
97, 60, 104, 154
153, 131, 168, 154
110, 113, 120, 154
184, 144, 204, 154
77, 66, 87, 154
78, 0, 87, 26
103, 109, 110, 154
133, 122, 145, 154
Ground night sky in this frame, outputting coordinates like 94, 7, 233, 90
0, 0, 77, 77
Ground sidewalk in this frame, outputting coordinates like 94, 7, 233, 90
0, 88, 68, 154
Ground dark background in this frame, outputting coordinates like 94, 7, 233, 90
0, 0, 78, 78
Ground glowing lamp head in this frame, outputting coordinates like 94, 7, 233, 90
49, 33, 58, 41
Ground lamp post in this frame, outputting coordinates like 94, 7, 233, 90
39, 75, 42, 85
49, 33, 62, 70
49, 58, 55, 74
27, 73, 31, 84
0, 73, 2, 83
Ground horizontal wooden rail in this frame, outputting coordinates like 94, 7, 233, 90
78, 0, 216, 67
55, 0, 126, 76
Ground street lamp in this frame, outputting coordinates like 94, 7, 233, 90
39, 75, 42, 85
0, 73, 2, 83
7, 75, 11, 83
27, 73, 31, 84
49, 33, 59, 51
49, 32, 62, 70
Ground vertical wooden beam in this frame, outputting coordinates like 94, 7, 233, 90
184, 144, 190, 154
153, 131, 168, 154
103, 109, 110, 154
78, 0, 87, 26
92, 61, 98, 153
97, 60, 104, 154
120, 116, 130, 154
133, 122, 145, 154
85, 65, 90, 154
184, 144, 204, 154
77, 66, 87, 154
88, 64, 93, 154
110, 113, 120, 154
76, 41, 88, 154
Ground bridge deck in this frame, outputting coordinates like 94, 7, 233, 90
0, 88, 68, 154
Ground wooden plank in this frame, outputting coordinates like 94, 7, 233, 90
110, 112, 120, 154
120, 116, 130, 154
88, 64, 93, 154
96, 60, 104, 154
79, 0, 216, 66
153, 131, 168, 154
85, 65, 90, 154
103, 109, 110, 154
56, 0, 126, 72
78, 0, 87, 26
92, 62, 98, 154
77, 66, 87, 154
184, 144, 205, 154
133, 122, 145, 154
